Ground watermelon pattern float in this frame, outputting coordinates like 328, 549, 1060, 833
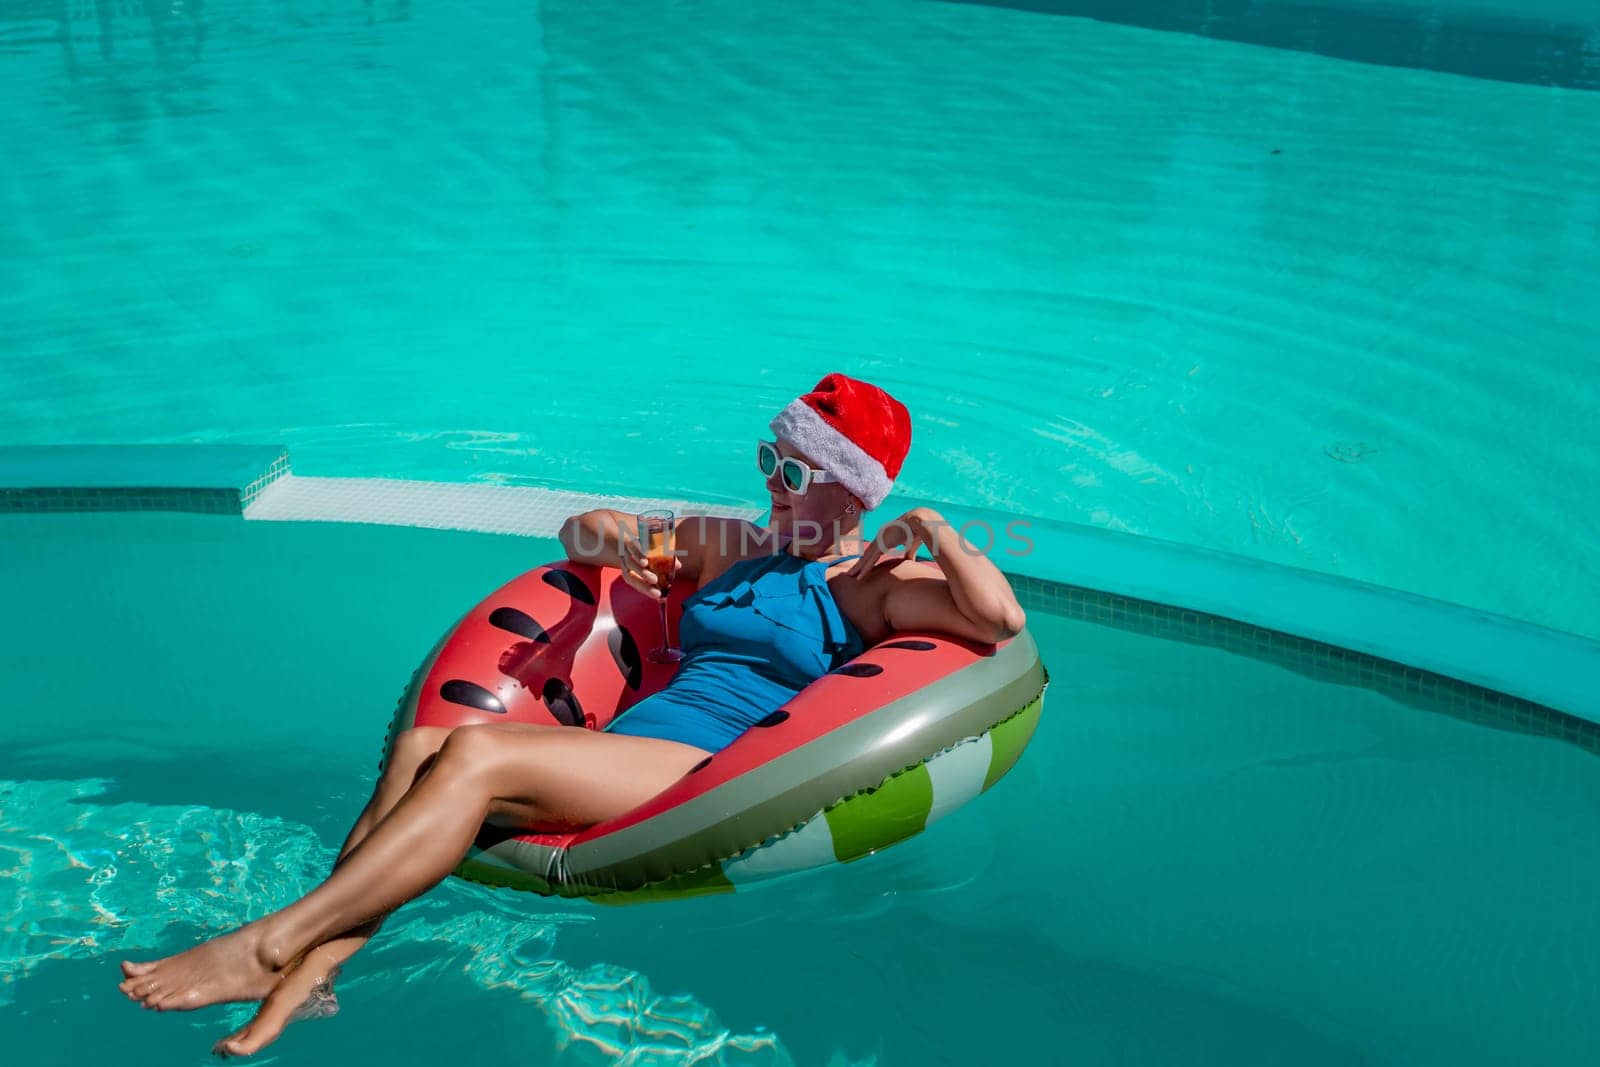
380, 560, 1047, 904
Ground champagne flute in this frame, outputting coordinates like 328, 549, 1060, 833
636, 509, 684, 663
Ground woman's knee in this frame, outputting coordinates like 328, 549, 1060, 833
433, 721, 532, 778
385, 726, 452, 782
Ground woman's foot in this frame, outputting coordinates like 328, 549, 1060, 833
117, 924, 288, 1011
212, 961, 341, 1058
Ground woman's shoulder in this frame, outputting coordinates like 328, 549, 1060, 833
824, 553, 935, 644
678, 516, 785, 585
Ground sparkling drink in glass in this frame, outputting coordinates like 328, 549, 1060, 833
637, 509, 684, 663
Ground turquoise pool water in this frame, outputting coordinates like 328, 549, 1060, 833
4, 0, 1600, 1061
3, 510, 1599, 1064
2, 0, 1598, 640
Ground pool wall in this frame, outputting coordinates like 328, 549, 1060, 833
3, 444, 1595, 749
943, 0, 1600, 89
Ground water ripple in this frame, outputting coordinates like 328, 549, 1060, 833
0, 777, 791, 1062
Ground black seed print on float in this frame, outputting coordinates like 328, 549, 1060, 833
754, 710, 790, 727
489, 606, 551, 643
608, 625, 644, 690
542, 677, 587, 727
689, 756, 713, 773
440, 679, 508, 715
541, 568, 596, 605
832, 663, 884, 678
881, 639, 936, 651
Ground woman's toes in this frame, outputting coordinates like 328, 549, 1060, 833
213, 1036, 243, 1059
213, 1019, 272, 1058
156, 988, 195, 1012
121, 959, 158, 978
214, 1034, 252, 1059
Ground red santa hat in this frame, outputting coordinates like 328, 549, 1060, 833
768, 372, 912, 511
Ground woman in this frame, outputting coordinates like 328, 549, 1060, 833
116, 372, 1025, 1057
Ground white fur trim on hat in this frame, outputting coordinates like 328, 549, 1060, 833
769, 399, 894, 510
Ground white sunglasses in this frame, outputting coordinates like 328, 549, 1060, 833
757, 440, 839, 495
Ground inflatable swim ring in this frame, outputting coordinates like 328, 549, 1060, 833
380, 559, 1048, 904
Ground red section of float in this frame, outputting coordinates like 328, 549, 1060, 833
412, 563, 699, 733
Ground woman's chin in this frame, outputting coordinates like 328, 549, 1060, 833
765, 510, 799, 546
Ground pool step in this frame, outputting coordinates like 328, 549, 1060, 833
0, 444, 288, 515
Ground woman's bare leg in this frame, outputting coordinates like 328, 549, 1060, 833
117, 722, 708, 1013
126, 727, 451, 990
257, 728, 457, 969
210, 727, 455, 1055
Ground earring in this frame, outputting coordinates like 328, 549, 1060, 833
845, 503, 857, 514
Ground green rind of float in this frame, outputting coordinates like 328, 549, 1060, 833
983, 683, 1046, 791
453, 857, 556, 896
586, 864, 737, 906
456, 854, 740, 906
823, 762, 935, 863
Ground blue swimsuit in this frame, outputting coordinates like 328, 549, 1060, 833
605, 551, 866, 753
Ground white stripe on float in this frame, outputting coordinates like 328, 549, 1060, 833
721, 813, 837, 885
924, 734, 993, 826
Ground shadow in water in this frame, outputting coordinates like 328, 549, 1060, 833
30, 0, 209, 69
934, 0, 1600, 90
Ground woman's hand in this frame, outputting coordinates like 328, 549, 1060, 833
848, 507, 938, 579
620, 530, 681, 600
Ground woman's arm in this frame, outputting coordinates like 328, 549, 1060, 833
850, 507, 1026, 644
558, 508, 635, 569
558, 509, 758, 589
